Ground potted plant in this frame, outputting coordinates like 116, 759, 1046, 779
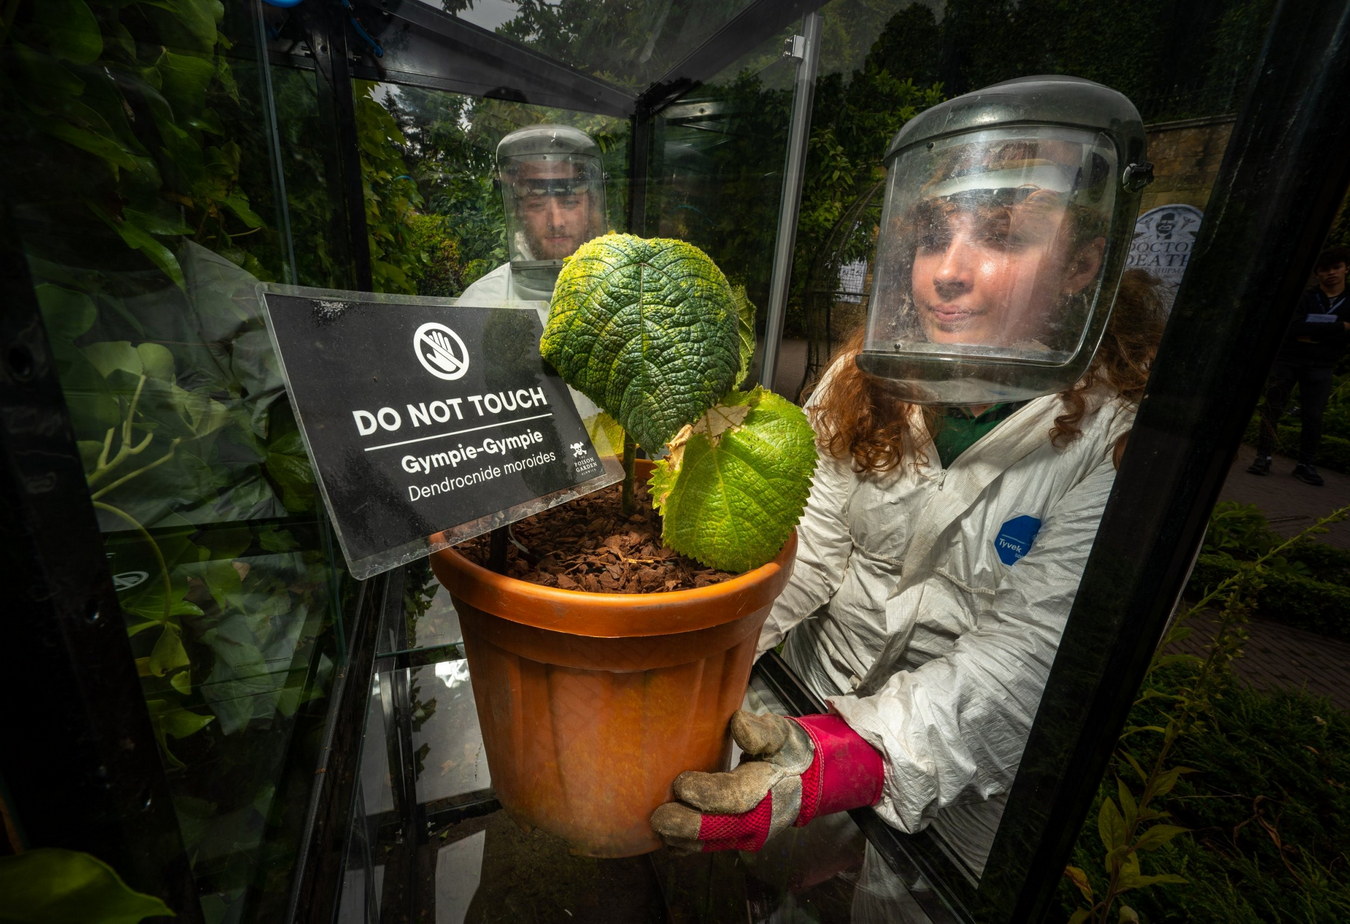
430, 234, 818, 857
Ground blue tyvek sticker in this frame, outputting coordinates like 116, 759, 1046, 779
994, 515, 1042, 566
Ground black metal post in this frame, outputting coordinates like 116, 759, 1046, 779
303, 0, 373, 291
983, 2, 1350, 920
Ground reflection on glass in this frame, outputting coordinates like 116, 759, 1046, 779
2, 3, 353, 921
366, 84, 628, 299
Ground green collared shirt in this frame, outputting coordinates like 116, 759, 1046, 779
932, 403, 1026, 467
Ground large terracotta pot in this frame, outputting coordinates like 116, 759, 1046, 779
429, 507, 796, 858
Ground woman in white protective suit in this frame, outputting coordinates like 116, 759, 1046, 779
651, 76, 1165, 910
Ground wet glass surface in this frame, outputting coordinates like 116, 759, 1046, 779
355, 594, 940, 922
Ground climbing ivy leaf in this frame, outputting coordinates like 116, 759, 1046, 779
542, 234, 741, 451
32, 0, 103, 66
649, 387, 817, 572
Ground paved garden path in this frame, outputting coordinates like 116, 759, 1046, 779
1163, 445, 1350, 711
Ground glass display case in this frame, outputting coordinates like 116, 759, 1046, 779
3, 1, 1348, 922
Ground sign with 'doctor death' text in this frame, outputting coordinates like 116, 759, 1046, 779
262, 286, 619, 579
1128, 204, 1204, 313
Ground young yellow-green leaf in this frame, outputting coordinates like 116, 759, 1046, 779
1116, 777, 1138, 829
1132, 823, 1189, 852
0, 848, 174, 924
1098, 797, 1127, 855
542, 234, 740, 451
1116, 871, 1188, 891
1063, 865, 1094, 902
649, 387, 816, 572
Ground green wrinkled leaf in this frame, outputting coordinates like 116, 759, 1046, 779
543, 234, 741, 450
167, 382, 232, 437
732, 285, 756, 386
649, 387, 817, 572
0, 848, 174, 924
220, 192, 264, 229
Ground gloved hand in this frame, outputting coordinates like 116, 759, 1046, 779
650, 710, 884, 852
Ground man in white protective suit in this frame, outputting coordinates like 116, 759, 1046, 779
458, 124, 607, 306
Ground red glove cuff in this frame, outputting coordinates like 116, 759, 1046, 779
792, 713, 885, 824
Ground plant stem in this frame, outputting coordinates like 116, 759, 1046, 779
91, 437, 182, 500
621, 434, 637, 516
93, 500, 174, 623
88, 374, 154, 490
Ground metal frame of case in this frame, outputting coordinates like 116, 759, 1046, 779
3, 1, 1350, 921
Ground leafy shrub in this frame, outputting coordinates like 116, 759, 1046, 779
1187, 502, 1350, 641
1073, 683, 1350, 923
1064, 502, 1350, 922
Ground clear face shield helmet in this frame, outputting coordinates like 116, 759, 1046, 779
496, 124, 607, 295
856, 76, 1153, 406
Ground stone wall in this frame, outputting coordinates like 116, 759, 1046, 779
1140, 116, 1235, 213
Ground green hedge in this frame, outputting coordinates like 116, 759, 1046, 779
1185, 502, 1350, 641
1243, 374, 1350, 473
1242, 416, 1350, 473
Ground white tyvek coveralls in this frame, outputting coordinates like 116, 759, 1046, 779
458, 261, 557, 306
758, 367, 1136, 873
456, 263, 602, 423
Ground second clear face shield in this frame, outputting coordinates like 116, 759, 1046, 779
497, 125, 607, 278
856, 78, 1150, 406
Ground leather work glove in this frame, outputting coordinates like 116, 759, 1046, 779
650, 710, 884, 852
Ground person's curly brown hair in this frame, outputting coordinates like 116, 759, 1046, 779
811, 268, 1165, 474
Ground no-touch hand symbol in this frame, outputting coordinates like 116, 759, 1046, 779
414, 322, 470, 381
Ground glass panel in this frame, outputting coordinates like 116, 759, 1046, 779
356, 637, 934, 918
771, 0, 1279, 913
364, 84, 630, 299
642, 26, 803, 384
1, 3, 363, 920
427, 0, 765, 91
